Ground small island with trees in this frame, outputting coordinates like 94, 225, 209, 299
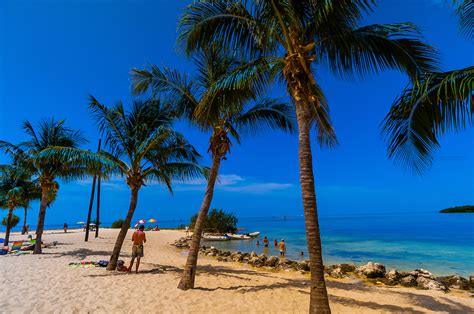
440, 205, 474, 213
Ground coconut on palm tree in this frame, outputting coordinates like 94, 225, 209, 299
0, 165, 39, 246
0, 119, 107, 254
382, 0, 473, 173
132, 45, 294, 290
88, 97, 207, 270
176, 1, 439, 311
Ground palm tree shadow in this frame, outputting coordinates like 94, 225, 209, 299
191, 266, 472, 313
47, 248, 128, 260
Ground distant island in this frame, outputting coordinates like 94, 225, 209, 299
440, 205, 474, 213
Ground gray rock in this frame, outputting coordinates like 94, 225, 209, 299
356, 262, 386, 279
385, 269, 401, 285
414, 269, 435, 279
416, 276, 449, 292
400, 275, 417, 287
265, 256, 279, 267
297, 261, 310, 272
278, 259, 297, 270
250, 251, 258, 258
326, 264, 357, 278
437, 275, 471, 290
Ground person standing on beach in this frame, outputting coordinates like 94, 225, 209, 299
129, 225, 146, 273
185, 225, 189, 237
279, 239, 286, 258
263, 236, 269, 248
63, 223, 68, 233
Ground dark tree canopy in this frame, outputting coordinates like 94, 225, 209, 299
190, 208, 238, 234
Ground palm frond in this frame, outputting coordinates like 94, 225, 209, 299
456, 0, 473, 38
318, 23, 439, 81
382, 66, 474, 173
234, 98, 295, 135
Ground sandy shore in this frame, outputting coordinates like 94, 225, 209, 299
1, 229, 473, 313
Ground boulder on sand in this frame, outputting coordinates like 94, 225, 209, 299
326, 264, 356, 278
416, 276, 449, 292
356, 262, 386, 278
385, 269, 401, 285
265, 256, 279, 267
436, 275, 471, 290
400, 275, 417, 287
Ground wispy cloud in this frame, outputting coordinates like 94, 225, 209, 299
175, 174, 293, 194
73, 173, 292, 194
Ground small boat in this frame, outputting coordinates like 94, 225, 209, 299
225, 233, 252, 240
202, 234, 229, 241
248, 231, 260, 238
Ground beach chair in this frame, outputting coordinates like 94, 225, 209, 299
10, 241, 23, 252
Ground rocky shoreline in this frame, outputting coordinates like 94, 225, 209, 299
171, 236, 474, 292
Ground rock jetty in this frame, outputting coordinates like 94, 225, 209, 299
170, 237, 472, 292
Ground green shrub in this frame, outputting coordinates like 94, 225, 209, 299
190, 208, 238, 234
177, 224, 186, 230
2, 214, 20, 228
111, 218, 124, 228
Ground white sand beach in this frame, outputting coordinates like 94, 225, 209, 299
1, 229, 473, 313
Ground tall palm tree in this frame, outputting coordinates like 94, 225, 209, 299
176, 1, 439, 311
382, 0, 473, 173
88, 97, 207, 270
0, 119, 104, 254
132, 45, 294, 290
0, 165, 39, 246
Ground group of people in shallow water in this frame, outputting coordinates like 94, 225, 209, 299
256, 236, 287, 257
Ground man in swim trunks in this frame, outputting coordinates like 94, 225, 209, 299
263, 236, 269, 247
129, 225, 146, 273
279, 239, 286, 258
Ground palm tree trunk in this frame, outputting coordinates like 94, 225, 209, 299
294, 98, 331, 313
95, 175, 101, 238
4, 205, 14, 246
85, 174, 97, 242
178, 155, 221, 290
34, 186, 50, 254
22, 207, 27, 235
106, 187, 139, 270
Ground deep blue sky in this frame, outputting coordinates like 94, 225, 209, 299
1, 0, 472, 227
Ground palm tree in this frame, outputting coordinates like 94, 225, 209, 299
132, 45, 294, 290
88, 97, 207, 270
0, 119, 104, 254
176, 1, 439, 311
0, 165, 39, 246
382, 0, 473, 173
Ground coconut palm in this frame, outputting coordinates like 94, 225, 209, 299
382, 0, 473, 173
132, 45, 294, 290
88, 97, 206, 270
176, 1, 439, 311
0, 165, 39, 246
0, 119, 105, 254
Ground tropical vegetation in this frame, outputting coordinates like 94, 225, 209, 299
190, 208, 238, 234
382, 0, 473, 173
176, 0, 439, 311
132, 44, 294, 290
440, 205, 474, 213
87, 96, 207, 270
0, 119, 100, 253
2, 214, 20, 229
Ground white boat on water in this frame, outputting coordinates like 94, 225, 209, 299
248, 231, 260, 238
225, 233, 252, 240
202, 234, 229, 241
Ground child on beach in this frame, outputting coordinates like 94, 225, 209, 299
129, 225, 146, 273
63, 223, 68, 233
279, 239, 286, 258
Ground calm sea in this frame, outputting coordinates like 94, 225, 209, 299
17, 212, 474, 277
198, 212, 474, 277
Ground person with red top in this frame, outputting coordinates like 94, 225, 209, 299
128, 225, 146, 273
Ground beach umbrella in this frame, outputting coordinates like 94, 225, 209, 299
148, 219, 156, 223
134, 219, 146, 228
77, 221, 85, 224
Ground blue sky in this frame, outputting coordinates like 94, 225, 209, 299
0, 0, 472, 227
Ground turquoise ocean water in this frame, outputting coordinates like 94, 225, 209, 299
196, 212, 474, 277
13, 212, 473, 277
